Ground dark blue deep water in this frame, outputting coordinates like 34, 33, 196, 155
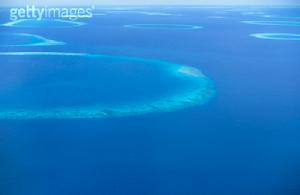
0, 6, 300, 195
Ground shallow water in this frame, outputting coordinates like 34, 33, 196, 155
0, 6, 300, 195
124, 24, 203, 29
2, 19, 85, 28
242, 20, 300, 26
0, 33, 64, 46
251, 33, 300, 40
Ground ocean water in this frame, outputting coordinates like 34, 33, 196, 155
0, 6, 300, 195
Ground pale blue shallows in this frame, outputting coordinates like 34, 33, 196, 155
124, 24, 203, 29
0, 33, 65, 46
2, 19, 85, 28
242, 20, 300, 26
251, 33, 300, 40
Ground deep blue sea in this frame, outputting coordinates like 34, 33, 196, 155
0, 6, 300, 195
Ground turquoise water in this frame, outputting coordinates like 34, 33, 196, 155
251, 33, 300, 40
241, 20, 300, 26
124, 24, 203, 29
0, 6, 300, 195
2, 19, 85, 28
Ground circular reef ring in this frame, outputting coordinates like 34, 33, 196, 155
0, 52, 215, 119
124, 24, 203, 29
